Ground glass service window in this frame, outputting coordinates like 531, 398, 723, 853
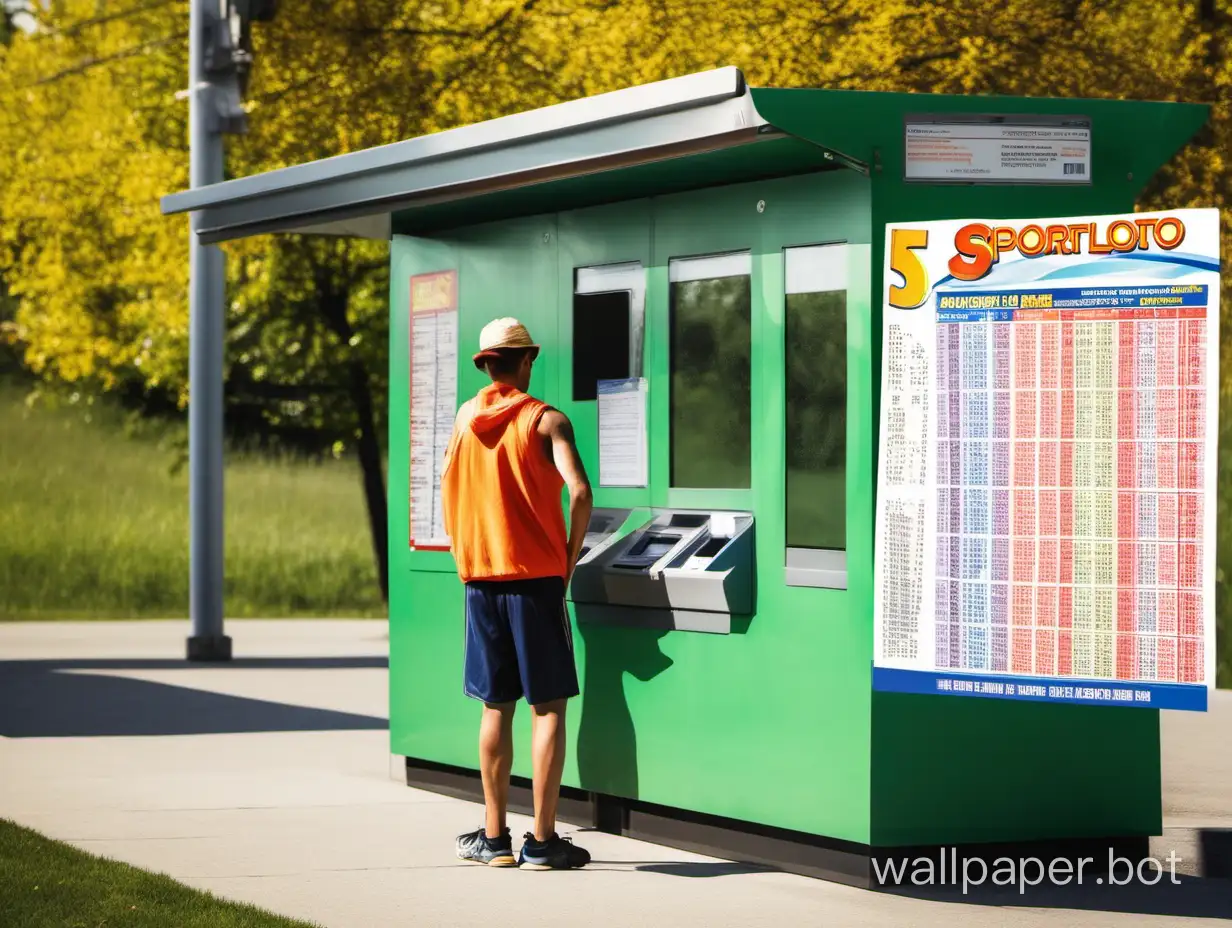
785, 244, 848, 551
573, 262, 644, 401
668, 252, 752, 489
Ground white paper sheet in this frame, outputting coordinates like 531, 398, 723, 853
408, 270, 458, 549
597, 378, 649, 488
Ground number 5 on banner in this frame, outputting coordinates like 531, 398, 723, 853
888, 229, 929, 309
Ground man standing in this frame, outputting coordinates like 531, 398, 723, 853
440, 317, 594, 870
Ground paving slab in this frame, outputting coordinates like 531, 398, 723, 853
1, 620, 1229, 927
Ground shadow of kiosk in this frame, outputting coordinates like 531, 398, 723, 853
575, 617, 673, 819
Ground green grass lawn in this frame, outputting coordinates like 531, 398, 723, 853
0, 386, 385, 619
0, 819, 319, 928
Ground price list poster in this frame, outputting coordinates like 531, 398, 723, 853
408, 270, 459, 551
873, 209, 1220, 711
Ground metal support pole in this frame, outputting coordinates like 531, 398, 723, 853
186, 0, 230, 661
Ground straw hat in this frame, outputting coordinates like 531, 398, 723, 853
472, 317, 540, 369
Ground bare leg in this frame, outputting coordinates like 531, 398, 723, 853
530, 698, 567, 841
479, 701, 515, 838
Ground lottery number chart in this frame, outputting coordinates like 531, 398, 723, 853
408, 270, 459, 550
932, 286, 1209, 692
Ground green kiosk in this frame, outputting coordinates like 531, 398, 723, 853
162, 67, 1208, 884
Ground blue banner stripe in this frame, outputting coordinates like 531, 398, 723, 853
873, 667, 1208, 711
934, 285, 1209, 316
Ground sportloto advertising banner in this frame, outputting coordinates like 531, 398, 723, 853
873, 209, 1220, 711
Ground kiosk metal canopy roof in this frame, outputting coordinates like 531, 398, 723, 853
161, 67, 843, 242
160, 66, 1208, 243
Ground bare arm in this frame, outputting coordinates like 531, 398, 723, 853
539, 409, 593, 586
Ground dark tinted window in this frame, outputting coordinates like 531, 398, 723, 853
572, 290, 631, 401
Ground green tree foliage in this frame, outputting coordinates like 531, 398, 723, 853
0, 1, 1228, 649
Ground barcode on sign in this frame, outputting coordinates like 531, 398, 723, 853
1063, 163, 1086, 176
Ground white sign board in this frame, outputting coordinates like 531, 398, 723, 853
906, 117, 1091, 184
597, 377, 649, 488
408, 270, 458, 550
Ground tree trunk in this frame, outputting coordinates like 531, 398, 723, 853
346, 356, 390, 603
314, 261, 390, 605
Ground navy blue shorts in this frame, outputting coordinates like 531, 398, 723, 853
463, 576, 580, 706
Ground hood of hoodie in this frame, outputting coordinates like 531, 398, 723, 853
468, 382, 535, 437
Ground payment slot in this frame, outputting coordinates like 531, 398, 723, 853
572, 508, 755, 634
577, 508, 635, 562
569, 507, 645, 604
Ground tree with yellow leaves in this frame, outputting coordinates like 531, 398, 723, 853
0, 0, 1228, 632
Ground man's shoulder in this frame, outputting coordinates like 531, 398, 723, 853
455, 398, 477, 426
535, 406, 572, 434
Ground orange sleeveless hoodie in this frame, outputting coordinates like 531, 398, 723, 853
440, 382, 567, 583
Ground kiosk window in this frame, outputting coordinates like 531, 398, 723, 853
669, 252, 752, 489
573, 262, 644, 401
785, 244, 847, 551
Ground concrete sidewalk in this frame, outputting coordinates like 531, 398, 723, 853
0, 620, 1229, 927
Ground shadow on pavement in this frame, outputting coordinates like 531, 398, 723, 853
632, 861, 776, 878
882, 874, 1232, 918
584, 859, 774, 877
0, 657, 387, 738
599, 852, 1232, 908
2, 657, 388, 671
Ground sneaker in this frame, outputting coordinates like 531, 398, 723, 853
517, 832, 591, 870
456, 826, 516, 867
